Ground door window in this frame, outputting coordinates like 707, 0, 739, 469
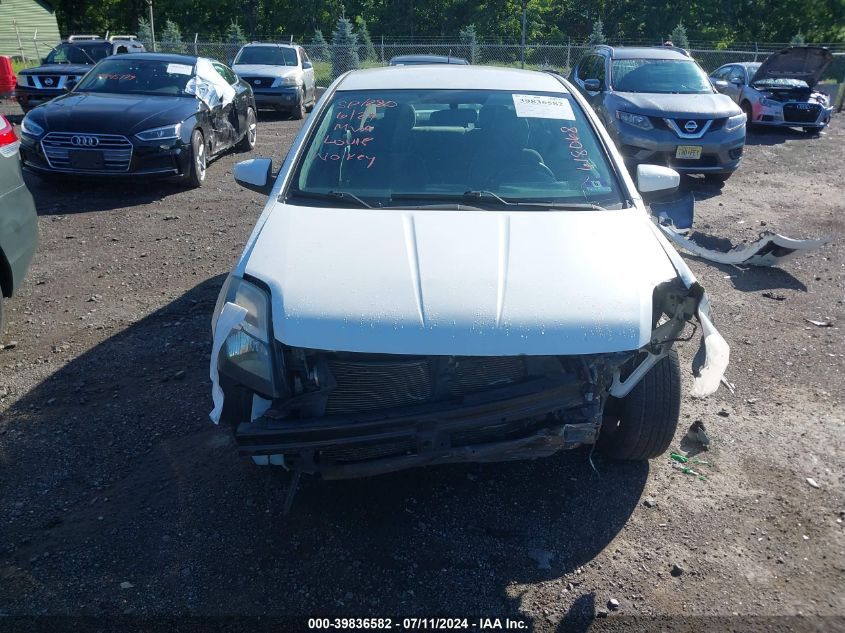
727, 66, 745, 85
212, 61, 238, 86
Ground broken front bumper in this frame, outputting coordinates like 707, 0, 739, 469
236, 376, 600, 479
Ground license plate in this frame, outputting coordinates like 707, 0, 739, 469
68, 149, 104, 170
675, 145, 702, 160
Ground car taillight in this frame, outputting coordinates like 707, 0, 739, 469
0, 115, 20, 157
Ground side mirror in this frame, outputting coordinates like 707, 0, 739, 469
584, 78, 601, 92
636, 164, 680, 195
712, 79, 730, 90
303, 61, 313, 70
234, 158, 275, 195
730, 77, 743, 86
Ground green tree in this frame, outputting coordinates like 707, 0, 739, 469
160, 19, 184, 53
331, 16, 360, 78
137, 16, 153, 49
670, 22, 690, 49
586, 18, 606, 46
310, 29, 330, 62
790, 31, 806, 44
225, 20, 246, 45
459, 24, 478, 63
355, 17, 377, 62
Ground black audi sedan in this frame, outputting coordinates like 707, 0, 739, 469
18, 53, 257, 188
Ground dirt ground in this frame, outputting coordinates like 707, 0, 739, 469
0, 97, 843, 632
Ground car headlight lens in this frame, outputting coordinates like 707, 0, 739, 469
616, 110, 653, 130
20, 115, 45, 137
215, 276, 278, 396
760, 98, 780, 108
725, 112, 747, 131
272, 76, 298, 88
135, 123, 182, 141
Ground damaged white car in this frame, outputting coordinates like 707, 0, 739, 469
210, 66, 730, 480
710, 46, 834, 133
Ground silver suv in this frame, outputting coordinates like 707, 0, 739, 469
232, 43, 317, 119
570, 45, 746, 183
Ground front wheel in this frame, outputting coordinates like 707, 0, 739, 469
598, 350, 681, 461
291, 88, 306, 120
187, 128, 206, 188
236, 107, 257, 152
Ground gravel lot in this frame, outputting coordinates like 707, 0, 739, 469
0, 98, 843, 631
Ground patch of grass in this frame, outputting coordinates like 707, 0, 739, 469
11, 59, 40, 75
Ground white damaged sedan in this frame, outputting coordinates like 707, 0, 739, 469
210, 65, 729, 479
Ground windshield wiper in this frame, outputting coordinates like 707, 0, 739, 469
390, 191, 604, 211
287, 189, 374, 209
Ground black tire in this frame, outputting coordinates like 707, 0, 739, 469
740, 101, 753, 127
598, 350, 681, 461
0, 296, 5, 345
236, 107, 257, 152
187, 128, 207, 188
291, 88, 306, 120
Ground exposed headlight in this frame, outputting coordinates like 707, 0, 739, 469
135, 123, 182, 141
271, 76, 299, 88
760, 98, 780, 108
725, 112, 747, 131
215, 276, 278, 396
20, 115, 45, 137
616, 110, 653, 130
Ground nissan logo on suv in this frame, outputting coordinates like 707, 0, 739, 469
684, 120, 699, 133
71, 135, 99, 147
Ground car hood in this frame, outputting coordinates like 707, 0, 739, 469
233, 64, 298, 78
751, 46, 832, 88
30, 92, 199, 135
243, 204, 679, 356
19, 64, 93, 76
610, 92, 741, 118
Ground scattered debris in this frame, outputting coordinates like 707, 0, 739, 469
717, 409, 730, 417
671, 563, 685, 577
720, 377, 736, 394
806, 478, 820, 489
595, 608, 609, 619
686, 420, 711, 449
657, 226, 829, 267
527, 548, 554, 571
670, 452, 689, 464
805, 318, 834, 328
0, 341, 18, 350
608, 598, 620, 611
119, 581, 134, 589
762, 291, 786, 301
643, 497, 658, 508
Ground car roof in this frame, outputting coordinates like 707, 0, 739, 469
240, 42, 297, 49
390, 55, 469, 64
605, 47, 690, 60
108, 52, 200, 64
337, 65, 568, 91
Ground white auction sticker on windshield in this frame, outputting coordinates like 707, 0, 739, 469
512, 94, 575, 120
166, 63, 193, 75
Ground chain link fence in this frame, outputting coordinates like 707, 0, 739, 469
2, 34, 844, 109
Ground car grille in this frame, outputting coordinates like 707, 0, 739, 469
667, 118, 713, 138
324, 356, 529, 415
243, 76, 275, 89
325, 358, 432, 414
783, 103, 821, 123
41, 132, 133, 172
34, 75, 62, 89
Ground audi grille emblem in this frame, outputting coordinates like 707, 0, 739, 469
797, 104, 810, 110
684, 120, 699, 133
43, 77, 54, 86
71, 135, 100, 147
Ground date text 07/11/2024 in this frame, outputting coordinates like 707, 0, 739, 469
307, 617, 529, 630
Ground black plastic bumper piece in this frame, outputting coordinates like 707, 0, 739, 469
235, 377, 599, 478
